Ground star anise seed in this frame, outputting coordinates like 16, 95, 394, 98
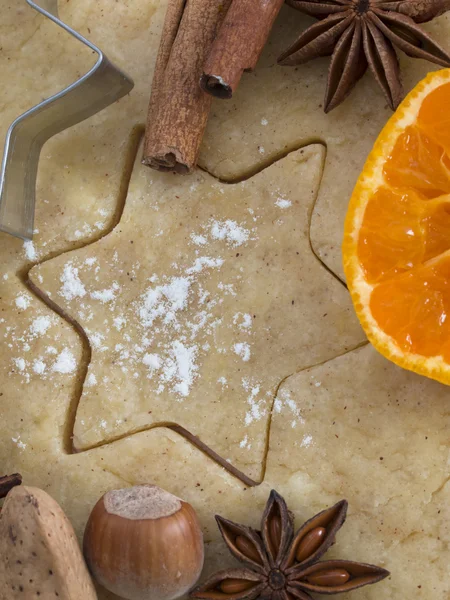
278, 0, 450, 112
190, 490, 389, 600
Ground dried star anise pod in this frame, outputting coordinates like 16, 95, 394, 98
191, 491, 389, 600
278, 0, 450, 112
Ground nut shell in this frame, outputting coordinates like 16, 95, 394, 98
83, 485, 204, 600
0, 485, 97, 599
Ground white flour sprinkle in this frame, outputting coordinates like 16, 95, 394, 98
73, 223, 93, 239
233, 312, 252, 331
273, 398, 282, 413
186, 257, 224, 274
139, 277, 190, 328
169, 341, 197, 397
3, 273, 9, 280
233, 342, 251, 362
60, 262, 86, 300
32, 359, 46, 374
258, 146, 265, 155
133, 256, 228, 399
300, 434, 313, 447
89, 331, 107, 351
217, 282, 236, 296
113, 316, 126, 331
13, 358, 26, 372
143, 353, 161, 370
91, 282, 120, 303
146, 341, 198, 398
210, 220, 249, 247
85, 372, 97, 387
22, 216, 261, 408
273, 389, 305, 426
23, 240, 37, 261
240, 435, 251, 449
52, 348, 76, 374
15, 294, 31, 310
11, 435, 27, 450
261, 118, 268, 126
242, 379, 264, 426
275, 198, 292, 209
191, 234, 207, 246
30, 315, 51, 336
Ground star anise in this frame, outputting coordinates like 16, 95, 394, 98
278, 0, 450, 112
191, 491, 389, 600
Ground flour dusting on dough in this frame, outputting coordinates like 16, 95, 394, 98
191, 234, 207, 246
275, 198, 292, 209
23, 240, 38, 261
15, 294, 31, 310
60, 262, 87, 300
29, 213, 269, 425
233, 313, 252, 331
234, 342, 251, 362
91, 282, 120, 303
30, 315, 52, 336
210, 219, 250, 247
242, 378, 266, 426
52, 348, 76, 373
139, 277, 191, 328
273, 388, 304, 428
187, 257, 224, 274
32, 359, 46, 374
13, 358, 26, 372
300, 434, 313, 447
11, 435, 27, 450
85, 372, 97, 387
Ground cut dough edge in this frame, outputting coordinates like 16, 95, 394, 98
26, 141, 364, 485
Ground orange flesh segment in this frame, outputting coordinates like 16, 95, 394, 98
383, 125, 450, 198
417, 81, 450, 155
370, 255, 450, 360
358, 80, 450, 358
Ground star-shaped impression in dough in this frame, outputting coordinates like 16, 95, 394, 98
30, 141, 363, 483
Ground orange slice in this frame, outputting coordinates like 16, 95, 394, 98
343, 69, 450, 384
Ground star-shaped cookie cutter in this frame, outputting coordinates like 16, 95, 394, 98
0, 0, 134, 241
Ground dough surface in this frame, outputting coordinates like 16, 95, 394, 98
31, 142, 362, 481
0, 1, 449, 599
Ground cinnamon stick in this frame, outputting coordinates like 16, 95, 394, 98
201, 0, 285, 99
0, 473, 22, 499
143, 0, 232, 174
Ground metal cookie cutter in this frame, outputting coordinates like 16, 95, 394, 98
0, 0, 134, 240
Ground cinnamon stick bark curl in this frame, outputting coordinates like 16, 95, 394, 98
201, 0, 285, 99
143, 0, 232, 174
